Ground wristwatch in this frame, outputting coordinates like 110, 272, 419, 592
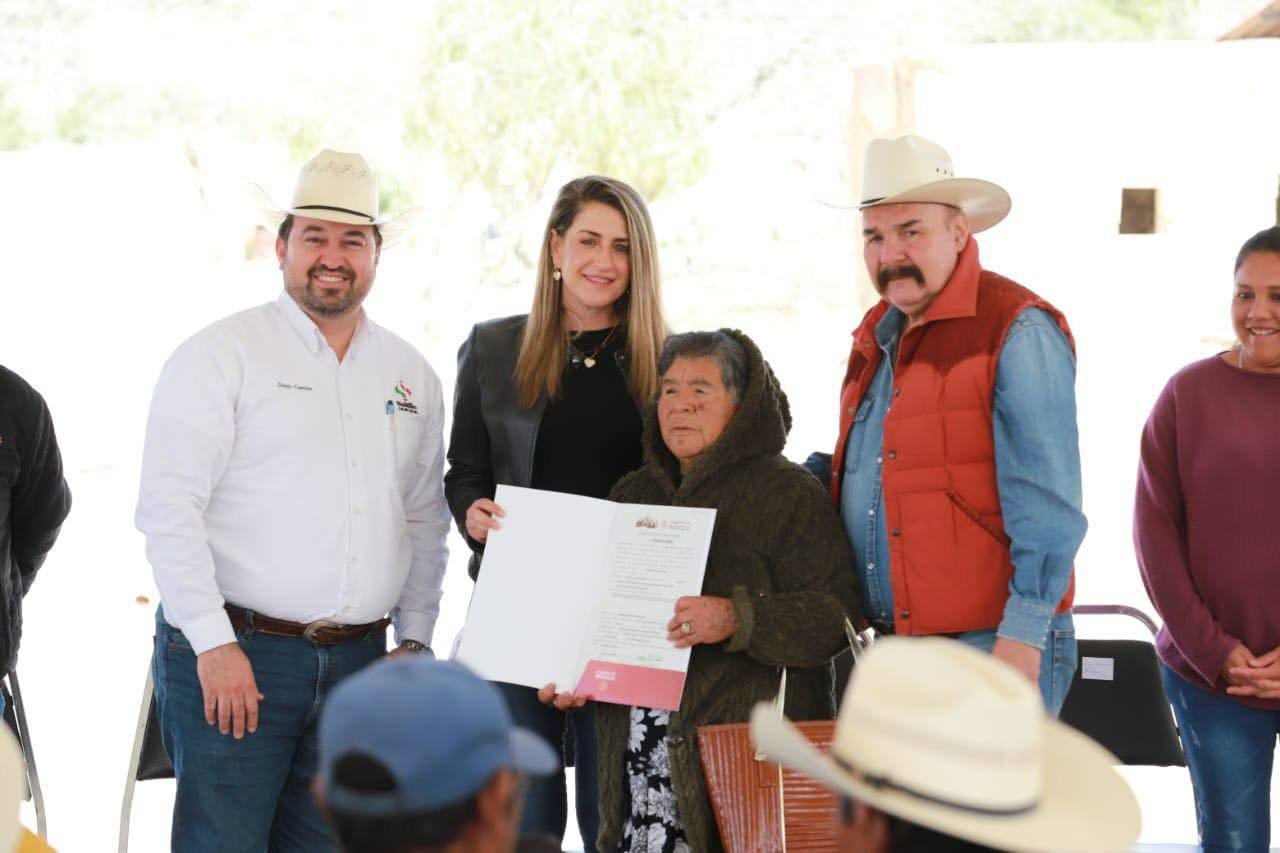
399, 639, 430, 654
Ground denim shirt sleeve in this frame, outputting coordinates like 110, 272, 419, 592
992, 307, 1087, 650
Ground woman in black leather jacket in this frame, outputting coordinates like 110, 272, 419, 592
444, 175, 667, 850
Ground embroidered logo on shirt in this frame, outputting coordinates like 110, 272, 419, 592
277, 381, 314, 391
392, 380, 418, 414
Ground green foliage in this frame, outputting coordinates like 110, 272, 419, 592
378, 174, 414, 221
968, 0, 1204, 41
284, 125, 328, 165
0, 87, 33, 150
55, 85, 127, 144
403, 0, 709, 215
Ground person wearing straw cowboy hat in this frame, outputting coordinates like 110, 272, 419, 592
136, 149, 451, 852
829, 135, 1085, 714
749, 637, 1141, 852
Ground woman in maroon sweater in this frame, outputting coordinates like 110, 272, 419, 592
1135, 225, 1280, 852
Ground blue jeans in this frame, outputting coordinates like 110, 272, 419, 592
951, 611, 1077, 716
154, 609, 386, 853
1161, 664, 1279, 852
496, 681, 599, 851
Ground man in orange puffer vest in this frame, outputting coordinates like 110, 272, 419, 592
832, 135, 1085, 714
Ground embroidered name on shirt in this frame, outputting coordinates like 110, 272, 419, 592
277, 382, 314, 391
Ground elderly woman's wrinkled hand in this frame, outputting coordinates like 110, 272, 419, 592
537, 683, 589, 710
667, 595, 738, 648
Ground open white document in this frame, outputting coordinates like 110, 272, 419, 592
455, 484, 716, 710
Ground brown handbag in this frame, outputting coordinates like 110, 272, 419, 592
697, 621, 865, 852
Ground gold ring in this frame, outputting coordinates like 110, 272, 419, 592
680, 622, 692, 635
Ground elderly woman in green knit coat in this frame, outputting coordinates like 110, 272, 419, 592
542, 329, 862, 852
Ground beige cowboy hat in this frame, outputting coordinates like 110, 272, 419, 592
251, 149, 422, 247
855, 135, 1011, 233
750, 637, 1140, 852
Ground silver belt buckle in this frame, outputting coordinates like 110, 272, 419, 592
302, 619, 341, 642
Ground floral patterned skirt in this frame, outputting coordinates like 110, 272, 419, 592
618, 707, 690, 853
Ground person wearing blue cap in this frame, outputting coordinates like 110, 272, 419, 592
316, 657, 562, 853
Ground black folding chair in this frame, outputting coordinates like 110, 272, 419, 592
1059, 604, 1185, 766
1, 672, 47, 839
118, 665, 174, 852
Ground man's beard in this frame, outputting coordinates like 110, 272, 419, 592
292, 263, 367, 318
876, 264, 924, 290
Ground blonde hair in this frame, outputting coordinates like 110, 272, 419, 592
515, 176, 666, 407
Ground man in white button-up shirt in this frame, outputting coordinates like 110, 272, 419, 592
136, 150, 450, 853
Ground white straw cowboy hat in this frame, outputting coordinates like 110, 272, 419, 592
856, 135, 1011, 233
750, 638, 1140, 852
252, 149, 422, 247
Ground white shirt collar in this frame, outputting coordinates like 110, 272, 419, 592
274, 290, 371, 357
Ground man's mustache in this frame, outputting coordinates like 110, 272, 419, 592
877, 264, 924, 288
